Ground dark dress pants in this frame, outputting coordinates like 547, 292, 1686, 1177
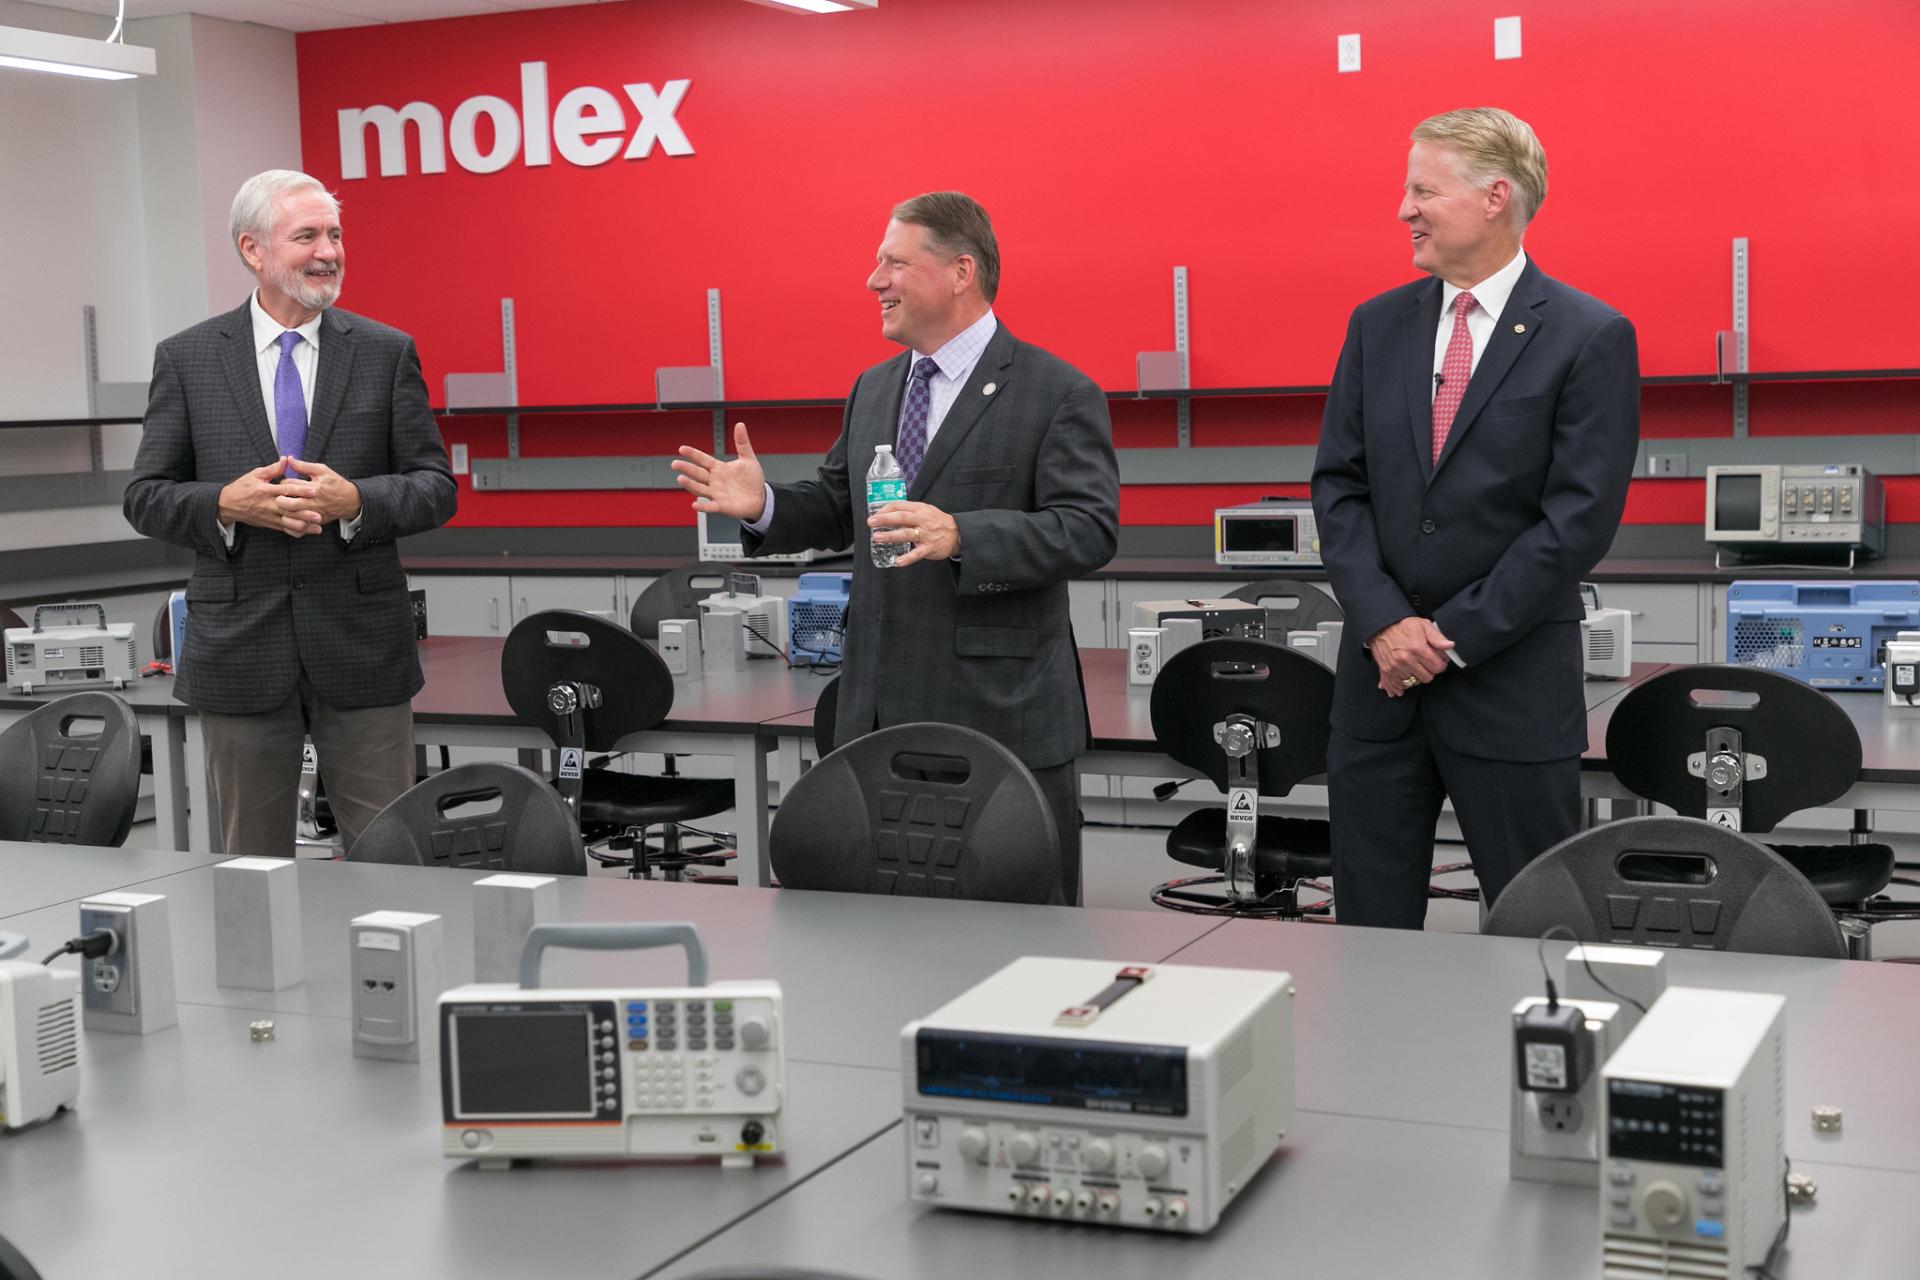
1327, 700, 1579, 929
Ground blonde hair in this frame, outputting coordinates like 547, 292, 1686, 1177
1411, 108, 1547, 229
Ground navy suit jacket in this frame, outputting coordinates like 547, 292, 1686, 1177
1310, 260, 1640, 760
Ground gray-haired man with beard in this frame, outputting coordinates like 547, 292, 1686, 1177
124, 169, 455, 858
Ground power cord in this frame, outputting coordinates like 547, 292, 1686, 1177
1536, 924, 1649, 1015
743, 618, 844, 675
41, 928, 119, 967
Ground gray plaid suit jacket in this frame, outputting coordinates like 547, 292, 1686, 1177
124, 301, 456, 715
746, 324, 1119, 770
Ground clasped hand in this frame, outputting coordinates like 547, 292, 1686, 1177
1371, 616, 1456, 698
218, 457, 362, 538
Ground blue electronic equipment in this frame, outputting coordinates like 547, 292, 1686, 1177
787, 572, 851, 665
1724, 580, 1920, 689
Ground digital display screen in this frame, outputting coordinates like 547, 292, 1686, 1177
1714, 475, 1764, 532
915, 1030, 1188, 1115
450, 1008, 596, 1119
1222, 516, 1299, 554
1607, 1080, 1724, 1167
704, 513, 743, 543
1812, 636, 1862, 648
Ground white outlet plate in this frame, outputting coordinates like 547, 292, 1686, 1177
450, 443, 470, 475
1337, 33, 1361, 73
1494, 16, 1522, 60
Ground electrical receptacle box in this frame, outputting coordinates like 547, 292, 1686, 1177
472, 875, 559, 985
351, 911, 446, 1062
215, 857, 305, 991
78, 892, 177, 1035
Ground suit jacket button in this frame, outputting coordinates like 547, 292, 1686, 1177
1421, 520, 1437, 534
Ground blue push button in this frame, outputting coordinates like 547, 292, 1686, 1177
626, 1001, 648, 1013
1694, 1220, 1726, 1240
627, 1016, 649, 1027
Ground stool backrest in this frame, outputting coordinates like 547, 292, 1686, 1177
771, 722, 1059, 904
1149, 637, 1334, 795
629, 562, 732, 639
1483, 815, 1848, 958
0, 692, 141, 846
1604, 665, 1860, 833
1224, 577, 1344, 636
502, 610, 675, 752
349, 762, 586, 874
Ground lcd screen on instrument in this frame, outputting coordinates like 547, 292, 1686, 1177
451, 1009, 596, 1119
1714, 475, 1764, 532
1606, 1080, 1724, 1168
704, 513, 743, 542
915, 1030, 1188, 1115
1222, 516, 1299, 554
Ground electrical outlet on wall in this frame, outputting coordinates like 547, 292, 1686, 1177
1337, 34, 1361, 73
450, 443, 470, 475
1494, 16, 1522, 60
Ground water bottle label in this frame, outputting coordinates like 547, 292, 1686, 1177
867, 478, 907, 505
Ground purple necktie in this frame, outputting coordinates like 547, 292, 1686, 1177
895, 356, 939, 484
275, 329, 308, 477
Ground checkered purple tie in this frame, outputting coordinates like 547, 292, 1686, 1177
274, 330, 307, 478
895, 356, 939, 484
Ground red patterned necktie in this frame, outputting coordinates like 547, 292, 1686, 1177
1431, 291, 1477, 463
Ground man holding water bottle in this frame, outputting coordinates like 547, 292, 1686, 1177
672, 192, 1118, 903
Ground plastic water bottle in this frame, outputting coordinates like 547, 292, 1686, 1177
867, 444, 909, 568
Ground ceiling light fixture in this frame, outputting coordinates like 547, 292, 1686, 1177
742, 0, 878, 14
0, 2, 156, 81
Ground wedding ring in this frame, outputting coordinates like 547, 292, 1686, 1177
1401, 675, 1419, 689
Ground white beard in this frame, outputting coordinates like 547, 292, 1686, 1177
267, 257, 343, 311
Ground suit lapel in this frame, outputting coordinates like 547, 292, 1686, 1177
1401, 281, 1443, 483
216, 302, 280, 466
1432, 262, 1545, 477
909, 323, 1015, 498
303, 309, 357, 463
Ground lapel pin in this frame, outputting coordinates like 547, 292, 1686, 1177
983, 382, 997, 396
1513, 323, 1527, 334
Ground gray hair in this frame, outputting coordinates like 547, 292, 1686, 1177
1411, 107, 1548, 229
229, 170, 340, 264
891, 191, 1000, 304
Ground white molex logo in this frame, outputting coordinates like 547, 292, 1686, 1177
338, 62, 693, 180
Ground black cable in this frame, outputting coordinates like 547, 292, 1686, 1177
1537, 924, 1649, 1015
41, 928, 119, 967
742, 618, 844, 675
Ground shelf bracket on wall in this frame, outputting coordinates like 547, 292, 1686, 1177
444, 298, 521, 457
1713, 237, 1750, 437
655, 288, 727, 455
81, 305, 145, 471
1134, 266, 1192, 446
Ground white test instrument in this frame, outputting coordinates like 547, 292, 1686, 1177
438, 922, 783, 1169
0, 958, 81, 1132
902, 957, 1294, 1233
1601, 987, 1787, 1278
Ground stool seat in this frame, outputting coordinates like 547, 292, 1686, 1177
1166, 809, 1333, 892
579, 771, 736, 831
1769, 841, 1896, 906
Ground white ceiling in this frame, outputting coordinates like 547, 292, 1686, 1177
22, 0, 615, 35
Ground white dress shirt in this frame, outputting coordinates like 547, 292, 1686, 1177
1430, 248, 1528, 399
745, 310, 1000, 537
220, 293, 359, 545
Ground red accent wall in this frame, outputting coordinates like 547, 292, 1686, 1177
294, 0, 1920, 529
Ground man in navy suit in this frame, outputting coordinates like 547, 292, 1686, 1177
1311, 108, 1640, 928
